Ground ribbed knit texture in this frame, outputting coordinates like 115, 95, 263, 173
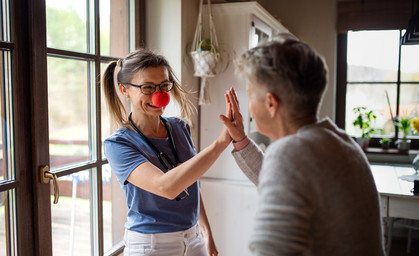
233, 118, 385, 256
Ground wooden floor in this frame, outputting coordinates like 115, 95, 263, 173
2, 201, 419, 255
390, 237, 419, 256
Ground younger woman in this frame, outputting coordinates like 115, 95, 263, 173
103, 49, 229, 256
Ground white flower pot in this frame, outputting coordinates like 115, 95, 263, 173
396, 139, 411, 152
356, 137, 369, 150
190, 50, 218, 77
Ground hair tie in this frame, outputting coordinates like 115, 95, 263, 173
117, 59, 122, 67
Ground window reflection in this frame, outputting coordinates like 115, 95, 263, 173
100, 0, 130, 57
51, 171, 91, 255
48, 57, 91, 169
46, 0, 88, 53
103, 164, 127, 252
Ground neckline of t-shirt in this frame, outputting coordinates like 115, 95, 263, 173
125, 127, 169, 141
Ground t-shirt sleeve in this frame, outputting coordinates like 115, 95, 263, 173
169, 117, 197, 156
104, 137, 148, 185
183, 121, 197, 154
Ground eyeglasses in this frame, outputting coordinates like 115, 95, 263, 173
125, 81, 174, 95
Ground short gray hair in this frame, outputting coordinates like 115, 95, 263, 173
236, 39, 328, 119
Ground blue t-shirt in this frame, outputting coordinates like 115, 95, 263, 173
104, 117, 199, 234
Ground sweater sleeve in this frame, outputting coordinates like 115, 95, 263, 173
231, 139, 264, 185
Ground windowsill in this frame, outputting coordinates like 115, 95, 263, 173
365, 147, 419, 166
365, 147, 419, 155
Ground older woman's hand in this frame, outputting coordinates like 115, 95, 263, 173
219, 88, 247, 142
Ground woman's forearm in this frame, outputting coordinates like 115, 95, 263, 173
160, 139, 228, 198
198, 194, 212, 237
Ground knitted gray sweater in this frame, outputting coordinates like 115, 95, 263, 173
232, 118, 385, 256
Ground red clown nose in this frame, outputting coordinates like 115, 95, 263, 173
152, 91, 171, 108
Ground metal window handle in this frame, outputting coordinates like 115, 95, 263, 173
40, 165, 59, 204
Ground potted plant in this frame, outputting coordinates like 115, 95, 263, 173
190, 35, 219, 78
190, 0, 220, 105
375, 128, 391, 149
352, 107, 377, 150
395, 116, 411, 152
197, 38, 219, 58
379, 137, 390, 150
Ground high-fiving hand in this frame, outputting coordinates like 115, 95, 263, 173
219, 88, 247, 143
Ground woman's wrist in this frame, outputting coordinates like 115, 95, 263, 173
233, 136, 250, 150
213, 138, 230, 153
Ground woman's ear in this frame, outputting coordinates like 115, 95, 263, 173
265, 92, 279, 119
119, 84, 128, 97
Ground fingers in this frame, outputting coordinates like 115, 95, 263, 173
224, 93, 232, 120
228, 89, 239, 114
226, 88, 241, 121
230, 87, 240, 111
219, 114, 231, 126
219, 114, 235, 134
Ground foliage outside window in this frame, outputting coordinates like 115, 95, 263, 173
345, 30, 419, 147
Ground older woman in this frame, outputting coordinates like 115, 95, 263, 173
220, 39, 385, 255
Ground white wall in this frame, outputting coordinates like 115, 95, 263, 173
146, 0, 200, 142
146, 0, 182, 73
258, 0, 337, 120
181, 0, 201, 142
145, 0, 182, 120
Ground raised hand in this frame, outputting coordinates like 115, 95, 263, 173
216, 88, 234, 147
219, 88, 246, 142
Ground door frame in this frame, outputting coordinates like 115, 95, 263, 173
11, 0, 50, 254
27, 0, 52, 254
3, 0, 145, 255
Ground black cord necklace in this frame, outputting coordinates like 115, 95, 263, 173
128, 112, 180, 170
128, 112, 189, 201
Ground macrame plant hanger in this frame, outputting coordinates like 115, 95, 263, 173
190, 0, 219, 105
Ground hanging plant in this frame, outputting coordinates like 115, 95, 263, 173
190, 0, 219, 105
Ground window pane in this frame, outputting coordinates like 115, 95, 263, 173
401, 45, 419, 82
0, 0, 10, 42
0, 190, 16, 256
347, 30, 399, 82
101, 62, 113, 159
345, 83, 397, 136
0, 191, 5, 256
100, 0, 130, 57
400, 83, 419, 120
103, 164, 126, 253
46, 0, 88, 53
48, 57, 91, 170
0, 192, 8, 256
0, 50, 14, 182
51, 171, 91, 255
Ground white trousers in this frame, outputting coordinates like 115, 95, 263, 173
124, 224, 208, 256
